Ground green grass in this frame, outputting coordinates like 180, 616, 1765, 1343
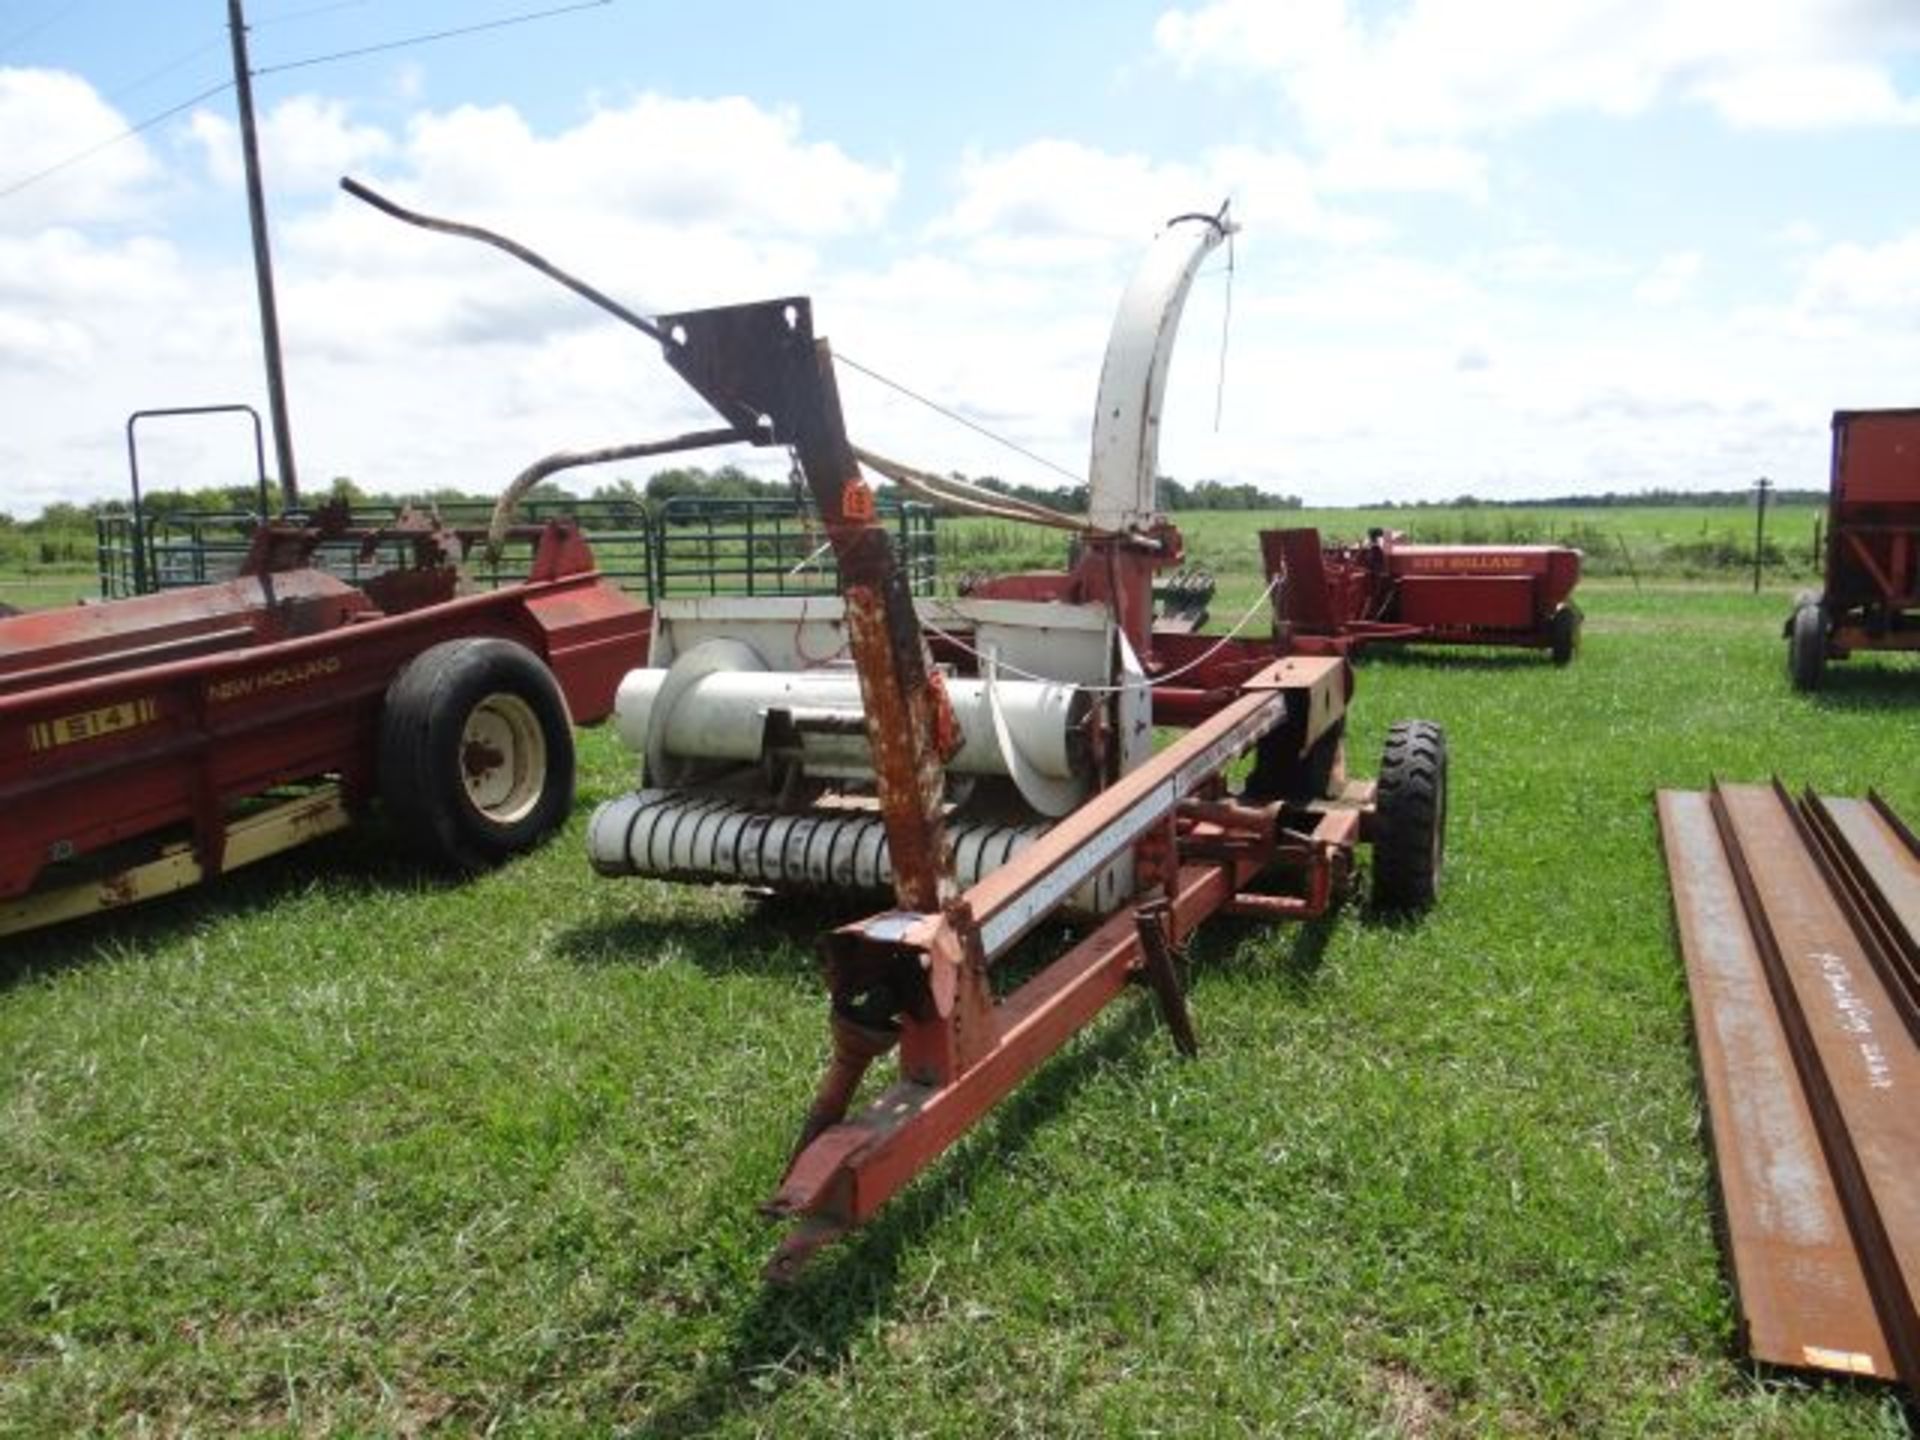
4, 582, 1919, 1436
0, 567, 93, 612
942, 503, 1828, 584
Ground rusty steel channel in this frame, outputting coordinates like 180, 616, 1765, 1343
1658, 781, 1920, 1395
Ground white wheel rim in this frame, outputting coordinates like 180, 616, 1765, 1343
461, 692, 546, 824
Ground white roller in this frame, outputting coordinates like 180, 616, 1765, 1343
613, 640, 1092, 817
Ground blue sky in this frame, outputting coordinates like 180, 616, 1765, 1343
3, 0, 1918, 516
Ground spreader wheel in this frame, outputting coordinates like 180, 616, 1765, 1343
1371, 719, 1448, 913
379, 637, 575, 872
1788, 601, 1827, 693
1548, 604, 1581, 666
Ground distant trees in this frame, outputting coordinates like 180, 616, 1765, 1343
634, 464, 791, 506
1159, 477, 1302, 512
1372, 486, 1823, 510
9, 462, 1810, 565
952, 473, 1301, 515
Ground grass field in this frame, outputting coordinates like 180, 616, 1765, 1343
4, 577, 1919, 1434
0, 567, 94, 612
941, 502, 1827, 585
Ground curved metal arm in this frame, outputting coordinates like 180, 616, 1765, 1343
340, 176, 665, 344
484, 427, 738, 554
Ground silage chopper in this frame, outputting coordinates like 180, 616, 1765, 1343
335, 183, 1456, 1277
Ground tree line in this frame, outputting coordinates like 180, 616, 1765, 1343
1375, 486, 1824, 509
2, 466, 1818, 571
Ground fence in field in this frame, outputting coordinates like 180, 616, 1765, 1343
88, 496, 939, 605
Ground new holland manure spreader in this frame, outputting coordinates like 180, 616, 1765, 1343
339, 182, 1455, 1277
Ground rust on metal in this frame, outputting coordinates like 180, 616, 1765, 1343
1802, 791, 1920, 1041
345, 183, 1424, 1283
764, 660, 1358, 1276
1134, 898, 1198, 1057
1659, 781, 1920, 1394
657, 299, 957, 917
1657, 789, 1891, 1379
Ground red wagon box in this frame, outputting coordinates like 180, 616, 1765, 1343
1785, 408, 1920, 689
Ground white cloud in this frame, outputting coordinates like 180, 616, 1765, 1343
1634, 251, 1702, 306
0, 67, 159, 232
188, 95, 395, 192
933, 137, 1384, 266
1, 88, 910, 516
1796, 229, 1920, 320
1482, 242, 1632, 287
396, 95, 896, 237
1697, 61, 1920, 129
4, 43, 1918, 523
0, 228, 188, 310
1315, 140, 1488, 199
1154, 0, 1920, 138
0, 311, 91, 374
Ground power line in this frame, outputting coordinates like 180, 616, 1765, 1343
98, 37, 227, 107
0, 0, 613, 206
0, 78, 233, 202
0, 0, 87, 61
833, 351, 1086, 487
252, 0, 612, 78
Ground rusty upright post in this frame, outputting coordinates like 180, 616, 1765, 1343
657, 301, 957, 914
227, 0, 299, 509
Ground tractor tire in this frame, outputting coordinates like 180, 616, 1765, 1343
1788, 602, 1827, 693
379, 637, 575, 872
1548, 605, 1580, 666
1371, 719, 1448, 914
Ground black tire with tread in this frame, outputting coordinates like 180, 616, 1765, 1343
379, 637, 575, 872
1548, 605, 1580, 666
1788, 601, 1827, 692
1371, 719, 1447, 913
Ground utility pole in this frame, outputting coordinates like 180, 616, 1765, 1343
227, 0, 299, 510
1752, 476, 1772, 594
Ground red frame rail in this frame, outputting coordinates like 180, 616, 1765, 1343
765, 656, 1354, 1277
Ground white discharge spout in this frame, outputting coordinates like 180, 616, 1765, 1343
1086, 207, 1236, 533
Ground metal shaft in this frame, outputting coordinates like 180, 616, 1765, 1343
228, 0, 298, 509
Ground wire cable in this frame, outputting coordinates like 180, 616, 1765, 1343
0, 78, 233, 202
919, 578, 1282, 695
252, 0, 611, 77
98, 36, 227, 107
4, 1, 610, 205
834, 350, 1085, 488
1212, 229, 1234, 432
0, 0, 87, 61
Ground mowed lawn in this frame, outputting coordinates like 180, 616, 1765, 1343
3, 581, 1917, 1437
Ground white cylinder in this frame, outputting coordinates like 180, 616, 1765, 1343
613, 665, 1087, 783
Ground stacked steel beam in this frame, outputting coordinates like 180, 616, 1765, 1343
1658, 782, 1920, 1393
